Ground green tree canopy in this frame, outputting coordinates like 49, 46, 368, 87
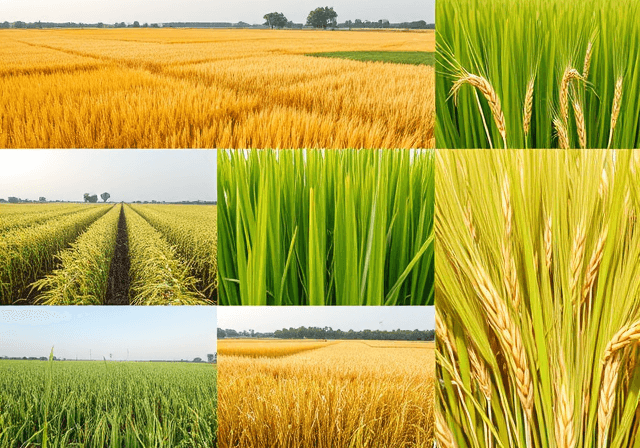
263, 12, 288, 29
306, 7, 338, 29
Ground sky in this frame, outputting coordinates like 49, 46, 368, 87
0, 307, 216, 361
0, 150, 217, 203
218, 306, 434, 332
0, 0, 434, 24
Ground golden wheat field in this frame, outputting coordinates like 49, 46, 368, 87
218, 339, 434, 448
0, 29, 434, 149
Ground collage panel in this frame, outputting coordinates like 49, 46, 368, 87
0, 150, 217, 306
217, 306, 435, 447
436, 0, 640, 149
217, 149, 434, 306
0, 306, 217, 447
436, 149, 640, 447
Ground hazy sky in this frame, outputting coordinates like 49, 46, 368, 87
218, 306, 434, 332
0, 307, 216, 361
0, 0, 434, 24
0, 150, 216, 203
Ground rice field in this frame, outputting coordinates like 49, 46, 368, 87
436, 0, 640, 149
0, 357, 217, 447
217, 149, 434, 306
0, 29, 434, 149
436, 149, 640, 447
0, 202, 216, 305
218, 339, 434, 448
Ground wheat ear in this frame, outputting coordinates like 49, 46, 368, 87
435, 405, 457, 448
598, 354, 621, 448
523, 77, 535, 137
471, 264, 534, 420
501, 175, 521, 309
607, 76, 623, 149
468, 341, 492, 400
554, 118, 570, 149
570, 221, 586, 305
602, 320, 640, 364
544, 215, 553, 271
583, 42, 593, 79
560, 67, 584, 124
573, 100, 587, 149
555, 357, 576, 448
580, 225, 607, 307
451, 73, 507, 148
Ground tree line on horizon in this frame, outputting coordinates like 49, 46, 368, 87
218, 326, 435, 341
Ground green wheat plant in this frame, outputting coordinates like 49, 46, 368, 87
436, 0, 640, 149
436, 149, 640, 448
218, 149, 434, 306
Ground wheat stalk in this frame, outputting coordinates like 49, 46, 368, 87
451, 72, 507, 148
607, 76, 623, 149
436, 405, 457, 448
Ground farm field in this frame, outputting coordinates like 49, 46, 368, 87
218, 339, 434, 448
0, 28, 434, 149
218, 149, 434, 306
0, 202, 217, 305
0, 358, 217, 447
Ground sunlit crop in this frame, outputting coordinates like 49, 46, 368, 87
218, 339, 434, 448
0, 29, 434, 149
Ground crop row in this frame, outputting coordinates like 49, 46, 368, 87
124, 205, 210, 305
0, 204, 112, 304
129, 204, 217, 300
33, 205, 121, 305
0, 204, 87, 234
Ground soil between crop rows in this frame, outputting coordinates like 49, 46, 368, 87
105, 205, 130, 304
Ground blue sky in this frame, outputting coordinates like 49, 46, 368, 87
218, 306, 435, 332
0, 150, 216, 203
0, 0, 434, 24
0, 307, 216, 361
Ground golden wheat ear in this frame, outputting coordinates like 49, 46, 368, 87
450, 72, 507, 148
608, 76, 624, 149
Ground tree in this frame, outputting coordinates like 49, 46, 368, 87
83, 193, 98, 203
132, 21, 140, 28
217, 328, 226, 339
207, 354, 215, 363
8, 197, 19, 203
263, 12, 288, 29
306, 7, 337, 29
100, 192, 110, 202
193, 357, 202, 363
1, 22, 10, 29
39, 197, 46, 202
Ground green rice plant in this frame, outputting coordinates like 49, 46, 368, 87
31, 205, 121, 305
124, 205, 210, 305
0, 204, 112, 304
436, 149, 640, 448
436, 0, 640, 149
218, 149, 434, 305
128, 204, 217, 301
0, 358, 216, 447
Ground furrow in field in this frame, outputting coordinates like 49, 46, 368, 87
123, 205, 210, 305
31, 204, 121, 305
0, 204, 113, 304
